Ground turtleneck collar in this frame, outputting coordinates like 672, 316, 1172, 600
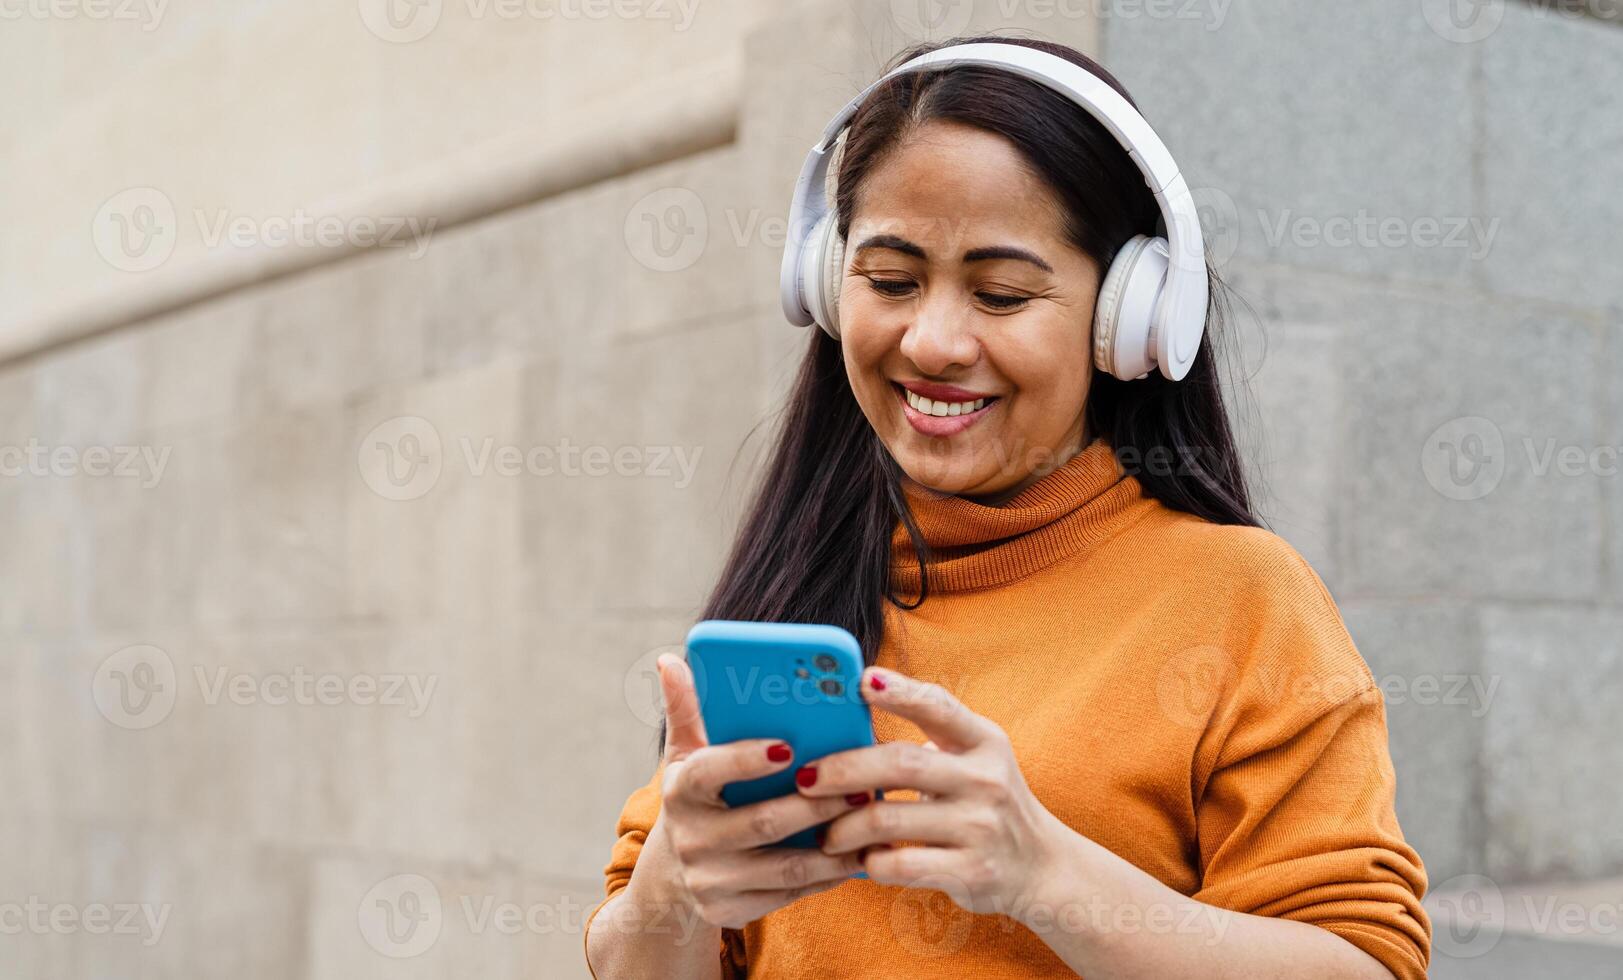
889, 437, 1152, 596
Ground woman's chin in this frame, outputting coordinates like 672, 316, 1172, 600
894, 450, 1000, 497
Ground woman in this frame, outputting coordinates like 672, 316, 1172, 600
585, 34, 1430, 980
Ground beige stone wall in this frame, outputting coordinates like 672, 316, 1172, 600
0, 1, 1093, 975
0, 0, 767, 357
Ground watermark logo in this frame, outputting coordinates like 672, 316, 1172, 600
625, 187, 708, 273
1154, 645, 1233, 729
889, 873, 974, 957
358, 416, 445, 502
1430, 873, 1505, 958
1421, 416, 1506, 501
623, 644, 690, 729
1421, 0, 1506, 43
93, 187, 178, 273
358, 0, 443, 41
359, 874, 443, 957
889, 0, 974, 40
93, 644, 178, 731
1190, 184, 1241, 271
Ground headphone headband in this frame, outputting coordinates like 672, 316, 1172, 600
779, 41, 1209, 380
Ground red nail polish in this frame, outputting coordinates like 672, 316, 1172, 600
844, 792, 870, 806
869, 673, 887, 691
767, 743, 792, 763
796, 766, 818, 788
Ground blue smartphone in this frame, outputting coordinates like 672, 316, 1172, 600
685, 619, 880, 849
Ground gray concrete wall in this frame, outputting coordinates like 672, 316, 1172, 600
1, 0, 1620, 975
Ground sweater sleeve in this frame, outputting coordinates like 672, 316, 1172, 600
1188, 542, 1431, 980
584, 762, 749, 979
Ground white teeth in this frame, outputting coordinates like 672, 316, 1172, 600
904, 389, 988, 417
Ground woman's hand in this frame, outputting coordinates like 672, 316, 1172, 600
796, 665, 1071, 918
640, 654, 869, 930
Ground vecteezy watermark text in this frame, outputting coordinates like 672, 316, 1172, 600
357, 0, 700, 43
0, 898, 170, 947
0, 0, 166, 29
358, 874, 709, 958
1422, 416, 1623, 501
0, 440, 170, 488
93, 644, 438, 730
357, 416, 704, 501
93, 187, 437, 273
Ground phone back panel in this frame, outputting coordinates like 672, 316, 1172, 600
685, 620, 876, 848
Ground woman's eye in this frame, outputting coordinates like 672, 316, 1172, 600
977, 292, 1029, 310
867, 278, 915, 297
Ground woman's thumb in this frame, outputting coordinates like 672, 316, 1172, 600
658, 653, 708, 760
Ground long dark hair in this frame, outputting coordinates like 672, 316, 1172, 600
692, 34, 1260, 695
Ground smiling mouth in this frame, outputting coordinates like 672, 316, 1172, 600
901, 387, 988, 417
891, 383, 999, 437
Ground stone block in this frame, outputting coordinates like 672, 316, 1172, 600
1480, 605, 1623, 880
1340, 600, 1486, 883
1479, 2, 1623, 311
1104, 0, 1478, 286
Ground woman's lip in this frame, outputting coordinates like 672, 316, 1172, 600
892, 383, 996, 437
897, 380, 998, 402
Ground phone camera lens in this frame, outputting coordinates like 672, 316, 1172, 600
814, 654, 838, 673
819, 678, 844, 697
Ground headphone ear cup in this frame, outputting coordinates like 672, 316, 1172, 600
1093, 234, 1169, 381
822, 228, 845, 339
799, 211, 845, 339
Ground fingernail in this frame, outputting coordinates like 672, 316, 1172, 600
796, 766, 818, 789
868, 672, 887, 692
844, 792, 870, 806
767, 743, 792, 763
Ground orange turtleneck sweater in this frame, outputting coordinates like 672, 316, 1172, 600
591, 438, 1431, 979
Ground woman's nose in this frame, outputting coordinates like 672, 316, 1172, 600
898, 292, 979, 375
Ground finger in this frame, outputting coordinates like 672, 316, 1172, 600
820, 801, 977, 855
797, 740, 971, 799
659, 653, 709, 761
669, 738, 795, 805
714, 789, 869, 848
863, 667, 996, 752
700, 878, 845, 930
860, 843, 964, 888
698, 846, 866, 895
920, 741, 938, 802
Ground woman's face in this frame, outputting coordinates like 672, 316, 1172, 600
839, 119, 1103, 501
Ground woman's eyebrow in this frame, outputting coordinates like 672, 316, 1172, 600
853, 233, 926, 259
963, 244, 1054, 274
852, 234, 1053, 274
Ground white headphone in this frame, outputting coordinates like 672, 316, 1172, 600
778, 42, 1209, 382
